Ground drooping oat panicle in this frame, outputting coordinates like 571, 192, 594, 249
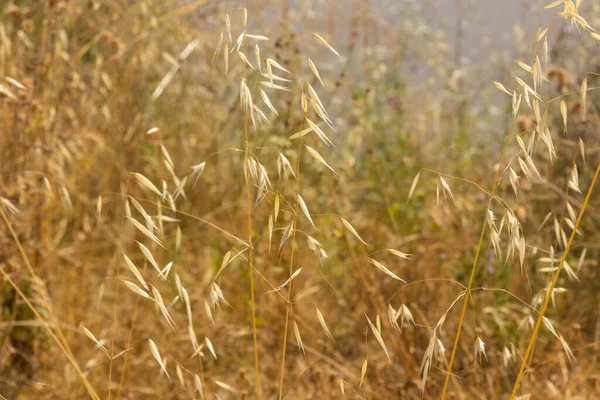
360, 358, 368, 386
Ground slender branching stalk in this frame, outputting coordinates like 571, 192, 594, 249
278, 127, 304, 399
441, 113, 520, 398
242, 25, 262, 399
510, 160, 600, 398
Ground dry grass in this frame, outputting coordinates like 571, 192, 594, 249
2, 0, 600, 399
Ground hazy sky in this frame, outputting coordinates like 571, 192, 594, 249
433, 0, 554, 62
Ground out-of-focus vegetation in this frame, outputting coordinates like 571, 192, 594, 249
1, 0, 600, 398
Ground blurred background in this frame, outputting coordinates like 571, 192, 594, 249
1, 0, 600, 398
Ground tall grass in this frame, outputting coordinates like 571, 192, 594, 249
2, 0, 600, 399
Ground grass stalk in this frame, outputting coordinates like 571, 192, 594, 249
242, 25, 262, 399
510, 160, 600, 398
441, 114, 519, 398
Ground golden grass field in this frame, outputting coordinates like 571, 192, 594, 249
2, 0, 600, 399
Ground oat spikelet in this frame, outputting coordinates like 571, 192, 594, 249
80, 325, 108, 354
122, 280, 152, 300
316, 306, 334, 341
407, 172, 420, 202
561, 99, 567, 134
386, 249, 412, 259
368, 258, 406, 282
308, 57, 325, 87
360, 358, 368, 386
148, 339, 171, 381
205, 336, 217, 359
215, 381, 238, 393
132, 173, 163, 198
366, 314, 391, 360
267, 268, 302, 293
311, 32, 341, 57
305, 145, 337, 174
297, 194, 316, 228
123, 253, 149, 290
194, 374, 205, 398
581, 77, 587, 120
340, 217, 368, 245
137, 242, 164, 278
293, 320, 306, 357
128, 217, 164, 248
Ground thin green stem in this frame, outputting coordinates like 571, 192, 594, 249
441, 111, 519, 398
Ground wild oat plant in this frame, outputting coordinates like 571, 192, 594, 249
2, 0, 600, 399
